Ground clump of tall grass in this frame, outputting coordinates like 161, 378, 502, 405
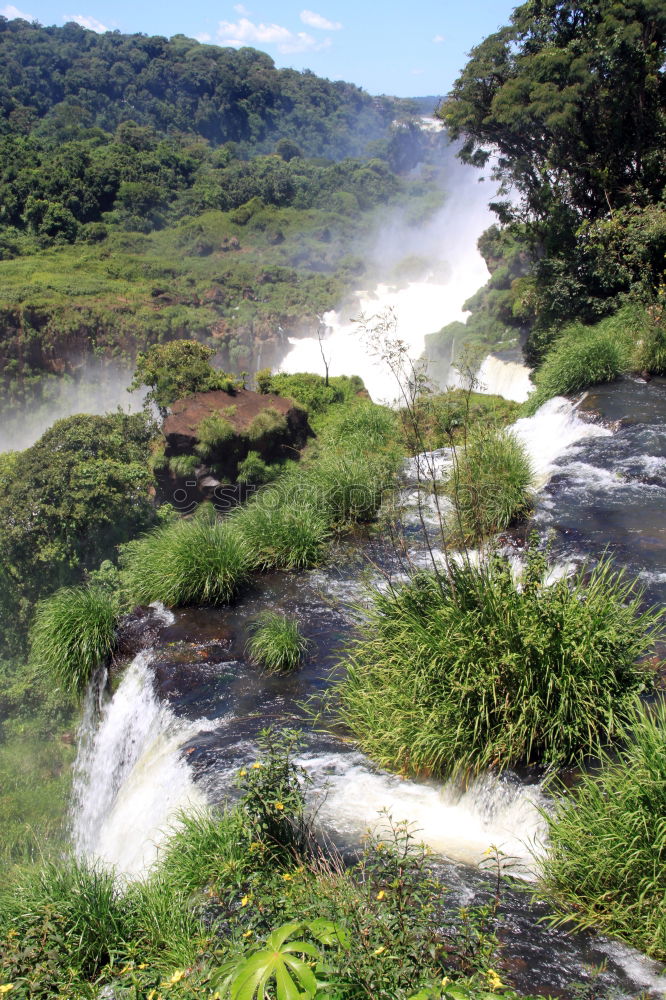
335, 550, 662, 776
444, 428, 534, 542
0, 858, 130, 979
305, 452, 391, 525
525, 318, 633, 414
30, 585, 118, 696
158, 807, 250, 894
168, 453, 199, 477
248, 407, 288, 442
538, 699, 666, 961
234, 486, 330, 570
194, 410, 235, 459
124, 506, 251, 606
247, 612, 309, 671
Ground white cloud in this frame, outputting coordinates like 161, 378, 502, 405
300, 9, 341, 30
233, 3, 250, 13
195, 31, 212, 42
432, 33, 445, 43
1, 4, 36, 20
217, 16, 328, 53
63, 12, 109, 31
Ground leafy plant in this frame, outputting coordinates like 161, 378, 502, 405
212, 919, 347, 1000
234, 489, 330, 571
194, 410, 236, 459
168, 453, 200, 477
129, 340, 238, 414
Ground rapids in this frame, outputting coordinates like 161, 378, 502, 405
71, 384, 666, 998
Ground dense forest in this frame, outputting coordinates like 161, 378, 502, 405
0, 18, 441, 426
426, 0, 666, 385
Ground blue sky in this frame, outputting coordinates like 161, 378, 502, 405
0, 0, 517, 96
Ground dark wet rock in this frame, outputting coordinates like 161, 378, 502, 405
114, 605, 167, 661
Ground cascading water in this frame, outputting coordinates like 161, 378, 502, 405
71, 650, 209, 876
476, 354, 533, 403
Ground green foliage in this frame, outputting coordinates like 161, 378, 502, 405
335, 549, 663, 776
234, 487, 331, 571
29, 586, 118, 697
270, 372, 364, 415
0, 411, 155, 649
129, 340, 237, 414
255, 367, 274, 394
247, 407, 288, 443
158, 808, 251, 896
524, 312, 634, 413
247, 612, 309, 672
213, 919, 346, 1000
236, 728, 311, 855
236, 451, 280, 485
538, 699, 666, 961
194, 409, 236, 459
403, 389, 520, 452
444, 428, 534, 542
168, 453, 199, 477
123, 507, 251, 606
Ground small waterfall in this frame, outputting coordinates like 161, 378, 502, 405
475, 354, 533, 403
511, 395, 612, 487
303, 753, 546, 876
71, 651, 208, 876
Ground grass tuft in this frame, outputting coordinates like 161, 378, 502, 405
247, 612, 309, 672
234, 486, 330, 570
335, 549, 663, 776
445, 427, 534, 542
538, 699, 666, 961
30, 585, 118, 696
124, 507, 251, 606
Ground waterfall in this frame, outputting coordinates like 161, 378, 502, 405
511, 395, 611, 487
475, 355, 533, 403
71, 651, 208, 876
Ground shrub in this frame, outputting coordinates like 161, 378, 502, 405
305, 453, 391, 525
158, 808, 251, 895
124, 508, 251, 606
234, 488, 330, 570
537, 699, 666, 961
30, 585, 118, 696
525, 318, 633, 413
247, 612, 309, 672
335, 549, 663, 776
269, 373, 364, 414
444, 428, 534, 542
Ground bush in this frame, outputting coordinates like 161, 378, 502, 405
236, 450, 279, 485
537, 699, 666, 961
525, 316, 633, 413
168, 453, 199, 477
247, 612, 309, 672
444, 428, 534, 542
335, 549, 663, 776
124, 508, 251, 606
247, 407, 288, 442
30, 585, 118, 696
305, 453, 391, 525
234, 488, 330, 570
269, 373, 364, 414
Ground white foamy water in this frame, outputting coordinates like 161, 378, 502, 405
281, 170, 494, 403
71, 652, 208, 876
477, 355, 533, 403
303, 752, 547, 877
511, 396, 612, 488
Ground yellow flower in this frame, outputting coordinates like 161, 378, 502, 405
376, 890, 386, 900
6, 930, 17, 938
282, 873, 292, 881
0, 987, 15, 995
243, 929, 253, 938
165, 969, 186, 985
372, 946, 386, 956
241, 895, 250, 906
251, 762, 262, 769
486, 969, 505, 990
441, 977, 450, 987
274, 801, 285, 810
238, 769, 247, 777
137, 963, 148, 969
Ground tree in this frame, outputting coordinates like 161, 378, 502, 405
440, 0, 666, 235
129, 339, 239, 415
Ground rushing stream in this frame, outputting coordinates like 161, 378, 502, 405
71, 383, 666, 999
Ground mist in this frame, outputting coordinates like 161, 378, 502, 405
0, 360, 147, 454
